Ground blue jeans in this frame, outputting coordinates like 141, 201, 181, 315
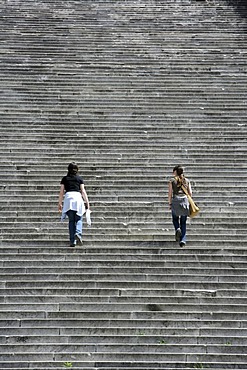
66, 210, 82, 245
172, 212, 187, 243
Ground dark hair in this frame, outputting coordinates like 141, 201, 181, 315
67, 162, 79, 176
173, 165, 184, 177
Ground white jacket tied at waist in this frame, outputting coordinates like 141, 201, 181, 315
61, 191, 85, 221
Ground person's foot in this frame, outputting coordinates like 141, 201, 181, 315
179, 241, 186, 248
75, 233, 82, 245
69, 244, 76, 247
175, 228, 182, 242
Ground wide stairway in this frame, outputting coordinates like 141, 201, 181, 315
0, 0, 247, 369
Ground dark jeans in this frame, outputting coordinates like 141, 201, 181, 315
172, 211, 187, 243
66, 210, 82, 245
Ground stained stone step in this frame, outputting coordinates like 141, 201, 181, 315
1, 312, 247, 324
0, 302, 246, 313
2, 294, 247, 305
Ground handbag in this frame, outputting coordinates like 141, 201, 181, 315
180, 182, 200, 218
85, 209, 92, 227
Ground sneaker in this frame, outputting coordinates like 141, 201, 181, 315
175, 228, 182, 242
75, 233, 82, 245
179, 241, 186, 248
69, 244, 76, 247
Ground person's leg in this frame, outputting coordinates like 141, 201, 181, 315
172, 212, 181, 241
180, 215, 187, 245
66, 210, 76, 246
75, 214, 83, 244
172, 212, 179, 230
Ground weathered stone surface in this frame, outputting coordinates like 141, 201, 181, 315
0, 0, 247, 368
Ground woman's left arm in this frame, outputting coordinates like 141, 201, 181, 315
188, 181, 192, 197
80, 184, 90, 210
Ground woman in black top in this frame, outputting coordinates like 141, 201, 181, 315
58, 162, 90, 247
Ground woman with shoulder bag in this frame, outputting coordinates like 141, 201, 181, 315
168, 165, 192, 247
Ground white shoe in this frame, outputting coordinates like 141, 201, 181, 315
75, 234, 82, 245
175, 228, 181, 242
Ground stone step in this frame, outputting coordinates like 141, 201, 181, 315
1, 287, 246, 299
2, 259, 247, 268
0, 122, 246, 130
0, 359, 246, 370
0, 121, 246, 128
0, 347, 245, 366
2, 294, 247, 304
3, 281, 246, 291
0, 182, 246, 189
0, 365, 246, 370
1, 326, 245, 338
1, 234, 247, 244
1, 333, 247, 345
0, 344, 246, 357
2, 316, 246, 327
2, 220, 242, 230
1, 272, 246, 284
0, 302, 246, 313
1, 134, 246, 140
1, 247, 246, 257
0, 222, 245, 231
1, 266, 246, 276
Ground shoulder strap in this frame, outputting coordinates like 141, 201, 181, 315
181, 184, 188, 196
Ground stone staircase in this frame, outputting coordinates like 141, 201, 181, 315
0, 0, 247, 369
